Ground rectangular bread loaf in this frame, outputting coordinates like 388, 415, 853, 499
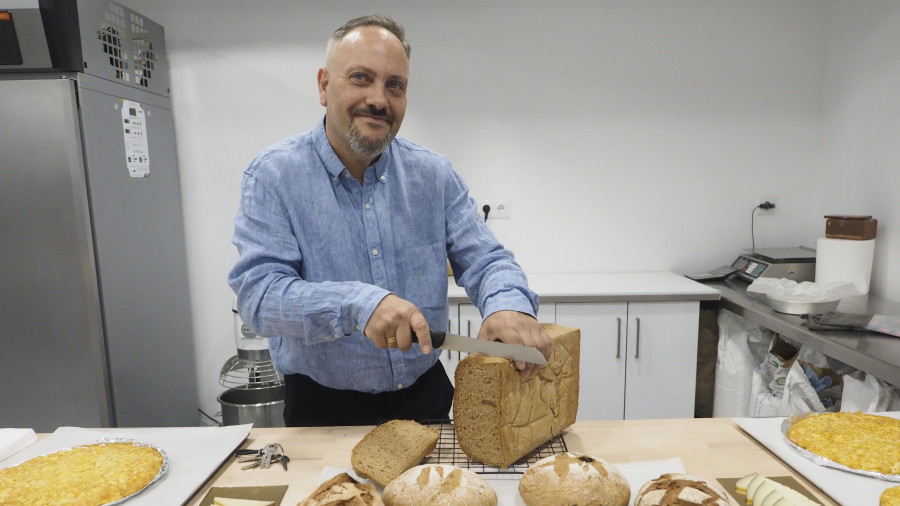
453, 323, 580, 467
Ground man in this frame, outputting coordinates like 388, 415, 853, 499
228, 15, 551, 427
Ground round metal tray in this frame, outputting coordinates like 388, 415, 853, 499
781, 413, 900, 482
766, 295, 840, 315
1, 438, 168, 505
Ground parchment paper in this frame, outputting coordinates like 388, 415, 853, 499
317, 457, 686, 506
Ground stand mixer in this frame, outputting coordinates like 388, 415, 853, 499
217, 302, 285, 427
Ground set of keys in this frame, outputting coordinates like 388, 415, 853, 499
235, 443, 290, 471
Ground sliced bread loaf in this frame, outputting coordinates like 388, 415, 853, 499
453, 323, 580, 468
351, 419, 439, 486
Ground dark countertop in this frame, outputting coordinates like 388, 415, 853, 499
705, 278, 900, 387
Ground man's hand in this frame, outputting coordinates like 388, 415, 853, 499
364, 294, 433, 353
477, 310, 551, 378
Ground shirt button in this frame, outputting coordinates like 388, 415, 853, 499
332, 176, 338, 182
397, 384, 404, 390
372, 249, 379, 256
365, 203, 371, 210
380, 175, 386, 181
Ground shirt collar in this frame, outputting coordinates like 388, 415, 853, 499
313, 116, 391, 185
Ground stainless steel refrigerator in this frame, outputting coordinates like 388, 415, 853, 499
0, 0, 198, 431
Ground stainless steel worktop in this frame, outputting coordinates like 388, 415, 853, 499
706, 278, 900, 387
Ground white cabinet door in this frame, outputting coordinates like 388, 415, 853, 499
624, 301, 699, 420
555, 302, 628, 420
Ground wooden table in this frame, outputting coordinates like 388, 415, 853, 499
186, 418, 836, 505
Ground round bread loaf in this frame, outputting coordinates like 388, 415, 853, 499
634, 473, 731, 506
382, 464, 497, 506
517, 452, 630, 506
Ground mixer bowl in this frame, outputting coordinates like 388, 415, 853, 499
218, 382, 285, 427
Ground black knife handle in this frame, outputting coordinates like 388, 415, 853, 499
411, 329, 445, 348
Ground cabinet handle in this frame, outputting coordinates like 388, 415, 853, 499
634, 317, 641, 359
615, 317, 622, 359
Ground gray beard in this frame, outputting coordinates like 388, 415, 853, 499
347, 122, 393, 159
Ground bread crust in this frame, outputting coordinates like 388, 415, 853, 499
518, 452, 630, 506
634, 473, 731, 506
382, 464, 497, 506
453, 324, 580, 468
297, 472, 383, 506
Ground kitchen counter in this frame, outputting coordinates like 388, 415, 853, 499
186, 418, 835, 505
447, 271, 721, 303
706, 278, 900, 387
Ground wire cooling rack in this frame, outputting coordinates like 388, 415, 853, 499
422, 420, 568, 476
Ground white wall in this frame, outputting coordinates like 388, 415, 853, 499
117, 0, 898, 422
817, 0, 900, 301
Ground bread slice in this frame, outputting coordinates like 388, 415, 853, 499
351, 419, 439, 486
453, 323, 580, 468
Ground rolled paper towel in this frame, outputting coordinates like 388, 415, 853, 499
815, 237, 875, 294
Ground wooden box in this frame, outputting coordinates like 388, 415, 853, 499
824, 215, 877, 240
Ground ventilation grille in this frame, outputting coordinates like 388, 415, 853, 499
96, 2, 157, 88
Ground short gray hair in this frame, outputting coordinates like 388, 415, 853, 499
327, 15, 411, 60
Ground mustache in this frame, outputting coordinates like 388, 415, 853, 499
352, 105, 393, 124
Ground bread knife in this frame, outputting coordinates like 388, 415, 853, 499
415, 329, 548, 365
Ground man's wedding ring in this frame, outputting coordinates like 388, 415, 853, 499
386, 336, 397, 346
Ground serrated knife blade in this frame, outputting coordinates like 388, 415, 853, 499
417, 329, 548, 365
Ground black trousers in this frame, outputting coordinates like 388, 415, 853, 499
282, 360, 454, 427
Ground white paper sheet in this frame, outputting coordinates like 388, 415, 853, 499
734, 412, 900, 506
0, 424, 252, 505
318, 457, 685, 506
0, 428, 37, 462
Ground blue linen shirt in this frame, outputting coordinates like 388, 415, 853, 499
228, 118, 538, 393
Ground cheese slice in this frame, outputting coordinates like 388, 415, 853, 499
745, 474, 768, 504
736, 473, 758, 494
212, 498, 275, 506
758, 487, 785, 506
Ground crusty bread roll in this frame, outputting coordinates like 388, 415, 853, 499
382, 464, 497, 506
634, 473, 731, 506
297, 472, 383, 506
453, 323, 579, 468
518, 452, 630, 506
351, 419, 439, 486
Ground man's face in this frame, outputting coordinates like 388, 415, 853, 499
318, 26, 409, 163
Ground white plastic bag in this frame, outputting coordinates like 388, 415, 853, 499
842, 372, 900, 412
713, 310, 773, 417
750, 340, 842, 417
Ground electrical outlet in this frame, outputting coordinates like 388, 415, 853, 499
478, 199, 511, 220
